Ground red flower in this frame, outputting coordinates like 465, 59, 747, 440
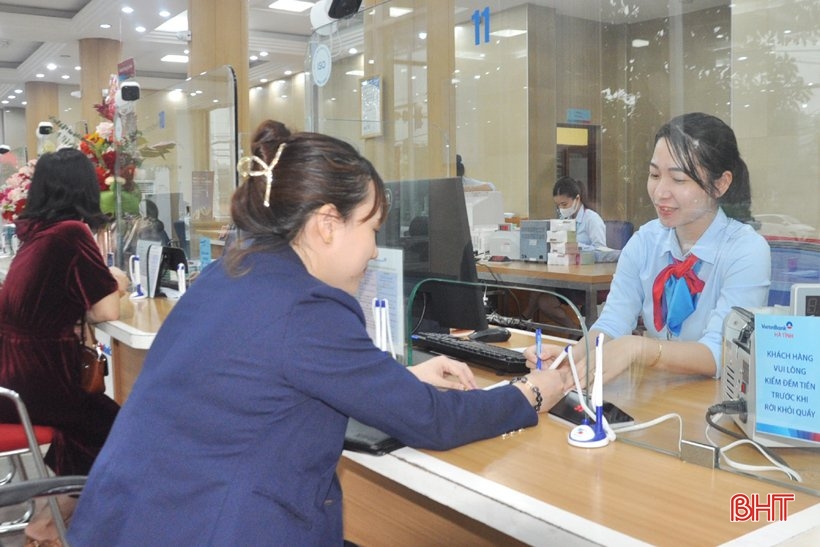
94, 166, 108, 191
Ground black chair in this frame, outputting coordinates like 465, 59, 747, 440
604, 220, 634, 250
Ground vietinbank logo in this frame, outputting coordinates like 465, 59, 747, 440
759, 320, 795, 339
759, 320, 794, 331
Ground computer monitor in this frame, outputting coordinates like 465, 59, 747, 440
378, 177, 488, 333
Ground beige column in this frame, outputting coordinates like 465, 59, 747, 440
363, 0, 455, 179
24, 81, 59, 156
79, 38, 123, 130
188, 0, 249, 150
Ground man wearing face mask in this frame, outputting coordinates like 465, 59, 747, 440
523, 177, 608, 329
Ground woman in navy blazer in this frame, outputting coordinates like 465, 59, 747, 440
68, 128, 567, 545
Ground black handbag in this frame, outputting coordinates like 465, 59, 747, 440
80, 322, 108, 394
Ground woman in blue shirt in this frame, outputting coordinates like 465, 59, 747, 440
524, 176, 608, 327
527, 113, 770, 383
552, 175, 606, 250
68, 128, 568, 545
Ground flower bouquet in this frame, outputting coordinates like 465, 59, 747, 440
52, 75, 175, 217
0, 159, 36, 222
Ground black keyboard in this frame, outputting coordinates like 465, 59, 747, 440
411, 332, 529, 374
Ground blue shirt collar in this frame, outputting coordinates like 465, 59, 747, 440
658, 207, 730, 263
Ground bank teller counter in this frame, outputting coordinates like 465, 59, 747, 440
66, 276, 820, 544
341, 331, 820, 546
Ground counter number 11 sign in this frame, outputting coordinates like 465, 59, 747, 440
472, 6, 491, 45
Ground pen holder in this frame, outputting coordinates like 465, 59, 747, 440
129, 255, 146, 300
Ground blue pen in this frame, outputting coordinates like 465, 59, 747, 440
535, 328, 542, 370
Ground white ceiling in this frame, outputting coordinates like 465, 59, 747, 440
0, 0, 315, 107
0, 0, 728, 109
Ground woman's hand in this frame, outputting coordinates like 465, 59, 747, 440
409, 355, 479, 391
109, 266, 129, 296
522, 343, 565, 370
555, 335, 644, 390
512, 369, 569, 413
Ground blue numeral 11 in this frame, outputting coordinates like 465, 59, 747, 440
472, 6, 491, 45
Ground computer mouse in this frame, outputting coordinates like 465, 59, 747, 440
468, 327, 511, 343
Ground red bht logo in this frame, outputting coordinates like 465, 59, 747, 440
731, 493, 795, 522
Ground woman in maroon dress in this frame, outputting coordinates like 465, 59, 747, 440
0, 148, 127, 544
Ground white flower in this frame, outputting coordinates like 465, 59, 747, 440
95, 121, 115, 141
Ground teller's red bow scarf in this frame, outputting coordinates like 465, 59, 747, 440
652, 254, 705, 335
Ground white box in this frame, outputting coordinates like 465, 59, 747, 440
549, 218, 577, 231
547, 230, 577, 244
487, 230, 520, 259
547, 251, 595, 266
550, 242, 579, 254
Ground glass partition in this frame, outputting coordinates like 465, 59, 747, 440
100, 66, 238, 271
305, 0, 820, 496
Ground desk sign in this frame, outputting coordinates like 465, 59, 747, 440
754, 315, 820, 444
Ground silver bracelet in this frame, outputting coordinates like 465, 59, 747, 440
510, 376, 543, 412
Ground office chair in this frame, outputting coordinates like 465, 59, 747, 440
765, 237, 820, 306
0, 387, 71, 545
604, 220, 634, 250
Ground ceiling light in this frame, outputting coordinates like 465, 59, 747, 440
259, 51, 269, 57
61, 74, 70, 79
100, 23, 111, 29
157, 11, 188, 32
122, 7, 134, 15
7, 95, 15, 99
631, 39, 650, 48
161, 54, 189, 63
136, 26, 146, 33
35, 73, 44, 78
260, 78, 269, 83
46, 63, 57, 70
490, 29, 526, 38
346, 70, 364, 76
74, 66, 81, 71
349, 48, 358, 54
269, 0, 314, 13
418, 32, 427, 40
159, 10, 171, 17
284, 70, 293, 76
14, 89, 22, 94
250, 55, 259, 61
389, 7, 413, 17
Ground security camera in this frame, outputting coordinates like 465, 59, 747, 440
0, 145, 10, 154
37, 121, 54, 136
328, 0, 362, 19
119, 81, 141, 102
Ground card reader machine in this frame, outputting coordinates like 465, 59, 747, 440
721, 306, 755, 427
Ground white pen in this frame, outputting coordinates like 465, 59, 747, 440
177, 263, 187, 295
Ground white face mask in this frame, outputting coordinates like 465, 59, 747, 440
558, 197, 579, 219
